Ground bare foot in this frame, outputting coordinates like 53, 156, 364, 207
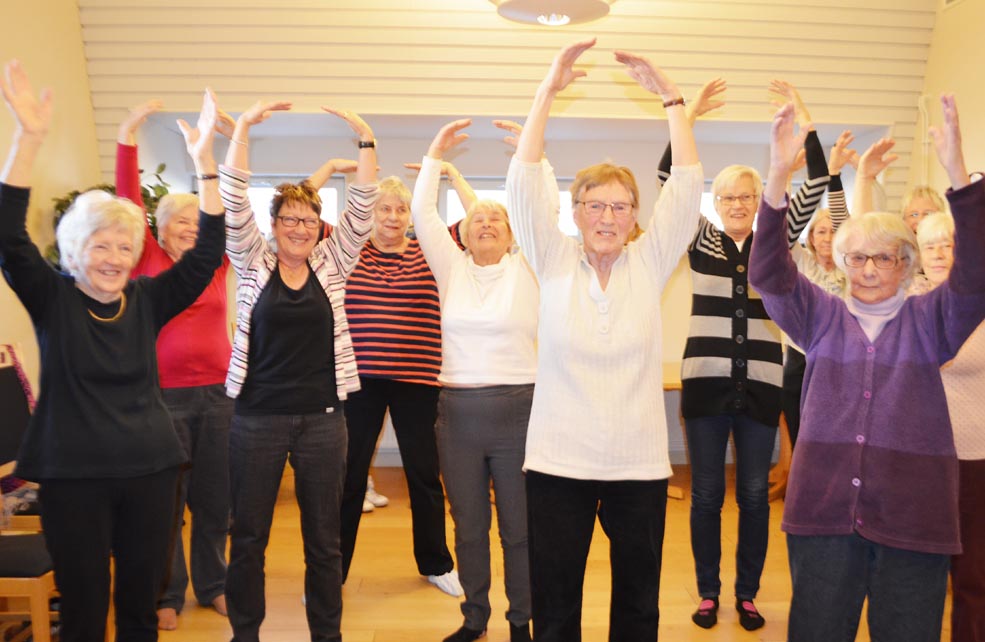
211, 595, 228, 617
156, 607, 178, 631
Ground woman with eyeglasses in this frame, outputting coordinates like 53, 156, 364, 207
661, 79, 832, 631
218, 100, 378, 642
507, 39, 703, 641
751, 95, 985, 642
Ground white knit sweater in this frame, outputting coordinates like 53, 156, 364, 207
941, 321, 985, 460
507, 157, 703, 480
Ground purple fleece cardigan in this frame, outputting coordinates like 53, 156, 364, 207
749, 179, 985, 555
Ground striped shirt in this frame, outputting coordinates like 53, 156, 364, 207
345, 239, 443, 386
660, 131, 830, 427
218, 165, 377, 400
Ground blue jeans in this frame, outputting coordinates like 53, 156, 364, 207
526, 470, 668, 642
787, 533, 949, 642
159, 384, 232, 611
684, 414, 776, 600
226, 410, 347, 642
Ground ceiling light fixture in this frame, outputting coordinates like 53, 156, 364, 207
490, 0, 616, 26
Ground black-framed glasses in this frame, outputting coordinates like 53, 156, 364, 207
716, 194, 758, 206
576, 200, 634, 218
843, 252, 905, 270
277, 215, 321, 229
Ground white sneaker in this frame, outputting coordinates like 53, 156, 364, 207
362, 497, 375, 513
366, 476, 389, 508
427, 570, 464, 597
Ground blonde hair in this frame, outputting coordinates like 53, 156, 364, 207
916, 211, 955, 248
833, 211, 919, 291
901, 185, 947, 218
154, 193, 199, 239
712, 165, 763, 200
569, 163, 639, 210
57, 190, 145, 277
460, 200, 512, 251
805, 209, 833, 259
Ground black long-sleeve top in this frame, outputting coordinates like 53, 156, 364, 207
0, 183, 225, 480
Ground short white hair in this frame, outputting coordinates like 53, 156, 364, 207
833, 211, 919, 292
154, 193, 199, 238
57, 190, 145, 277
712, 165, 763, 199
916, 211, 955, 247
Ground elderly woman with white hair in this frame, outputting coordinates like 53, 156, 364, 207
412, 119, 539, 642
750, 95, 985, 642
907, 211, 985, 642
0, 61, 226, 642
115, 100, 234, 629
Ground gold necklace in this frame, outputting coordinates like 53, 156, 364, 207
88, 291, 127, 322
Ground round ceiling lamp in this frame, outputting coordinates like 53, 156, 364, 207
490, 0, 616, 26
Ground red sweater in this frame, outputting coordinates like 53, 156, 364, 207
117, 143, 231, 388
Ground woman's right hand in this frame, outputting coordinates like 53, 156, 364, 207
117, 98, 163, 144
427, 118, 471, 160
686, 78, 727, 125
238, 99, 292, 128
176, 88, 219, 172
540, 39, 595, 95
857, 137, 898, 180
0, 60, 52, 140
828, 130, 858, 175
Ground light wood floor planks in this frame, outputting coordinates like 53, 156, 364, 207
159, 466, 950, 641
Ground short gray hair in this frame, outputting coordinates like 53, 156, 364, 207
712, 165, 763, 199
154, 193, 199, 238
57, 190, 145, 277
833, 211, 919, 292
916, 211, 955, 247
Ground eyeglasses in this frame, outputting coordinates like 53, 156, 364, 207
277, 215, 321, 229
843, 252, 906, 270
716, 194, 758, 206
577, 200, 634, 218
905, 209, 940, 220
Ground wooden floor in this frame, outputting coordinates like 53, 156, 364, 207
160, 466, 951, 642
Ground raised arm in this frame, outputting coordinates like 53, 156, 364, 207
515, 39, 595, 164
826, 129, 856, 227
404, 158, 477, 214
317, 108, 378, 279
115, 99, 162, 208
853, 137, 898, 215
929, 94, 971, 191
656, 77, 726, 187
0, 60, 51, 188
307, 158, 358, 190
223, 99, 292, 171
411, 119, 472, 286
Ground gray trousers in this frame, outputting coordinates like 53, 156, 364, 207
159, 383, 233, 611
436, 384, 534, 631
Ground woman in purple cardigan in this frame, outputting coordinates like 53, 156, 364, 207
749, 96, 985, 642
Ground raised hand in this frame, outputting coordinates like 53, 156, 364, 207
928, 93, 969, 189
770, 102, 808, 175
176, 88, 218, 170
0, 60, 53, 139
427, 118, 471, 160
238, 99, 292, 128
686, 77, 727, 125
214, 108, 236, 139
614, 50, 681, 102
857, 137, 898, 179
118, 99, 163, 144
493, 119, 523, 149
541, 39, 595, 95
790, 148, 807, 175
769, 79, 811, 127
828, 129, 857, 175
321, 107, 374, 142
404, 161, 459, 176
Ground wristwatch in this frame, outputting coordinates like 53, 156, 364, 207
358, 139, 376, 149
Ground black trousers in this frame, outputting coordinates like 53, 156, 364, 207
341, 377, 453, 581
39, 467, 181, 642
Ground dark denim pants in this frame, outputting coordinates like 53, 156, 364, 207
159, 383, 233, 611
226, 410, 347, 642
341, 377, 452, 581
526, 470, 668, 642
787, 533, 949, 642
684, 414, 776, 600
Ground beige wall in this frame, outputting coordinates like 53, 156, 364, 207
910, 0, 985, 192
0, 0, 101, 391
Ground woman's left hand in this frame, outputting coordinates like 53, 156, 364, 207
0, 60, 52, 140
770, 102, 809, 175
614, 51, 681, 103
176, 88, 218, 170
929, 93, 969, 189
322, 107, 374, 143
427, 118, 471, 160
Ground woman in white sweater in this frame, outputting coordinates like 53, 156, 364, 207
506, 40, 703, 641
412, 119, 539, 642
